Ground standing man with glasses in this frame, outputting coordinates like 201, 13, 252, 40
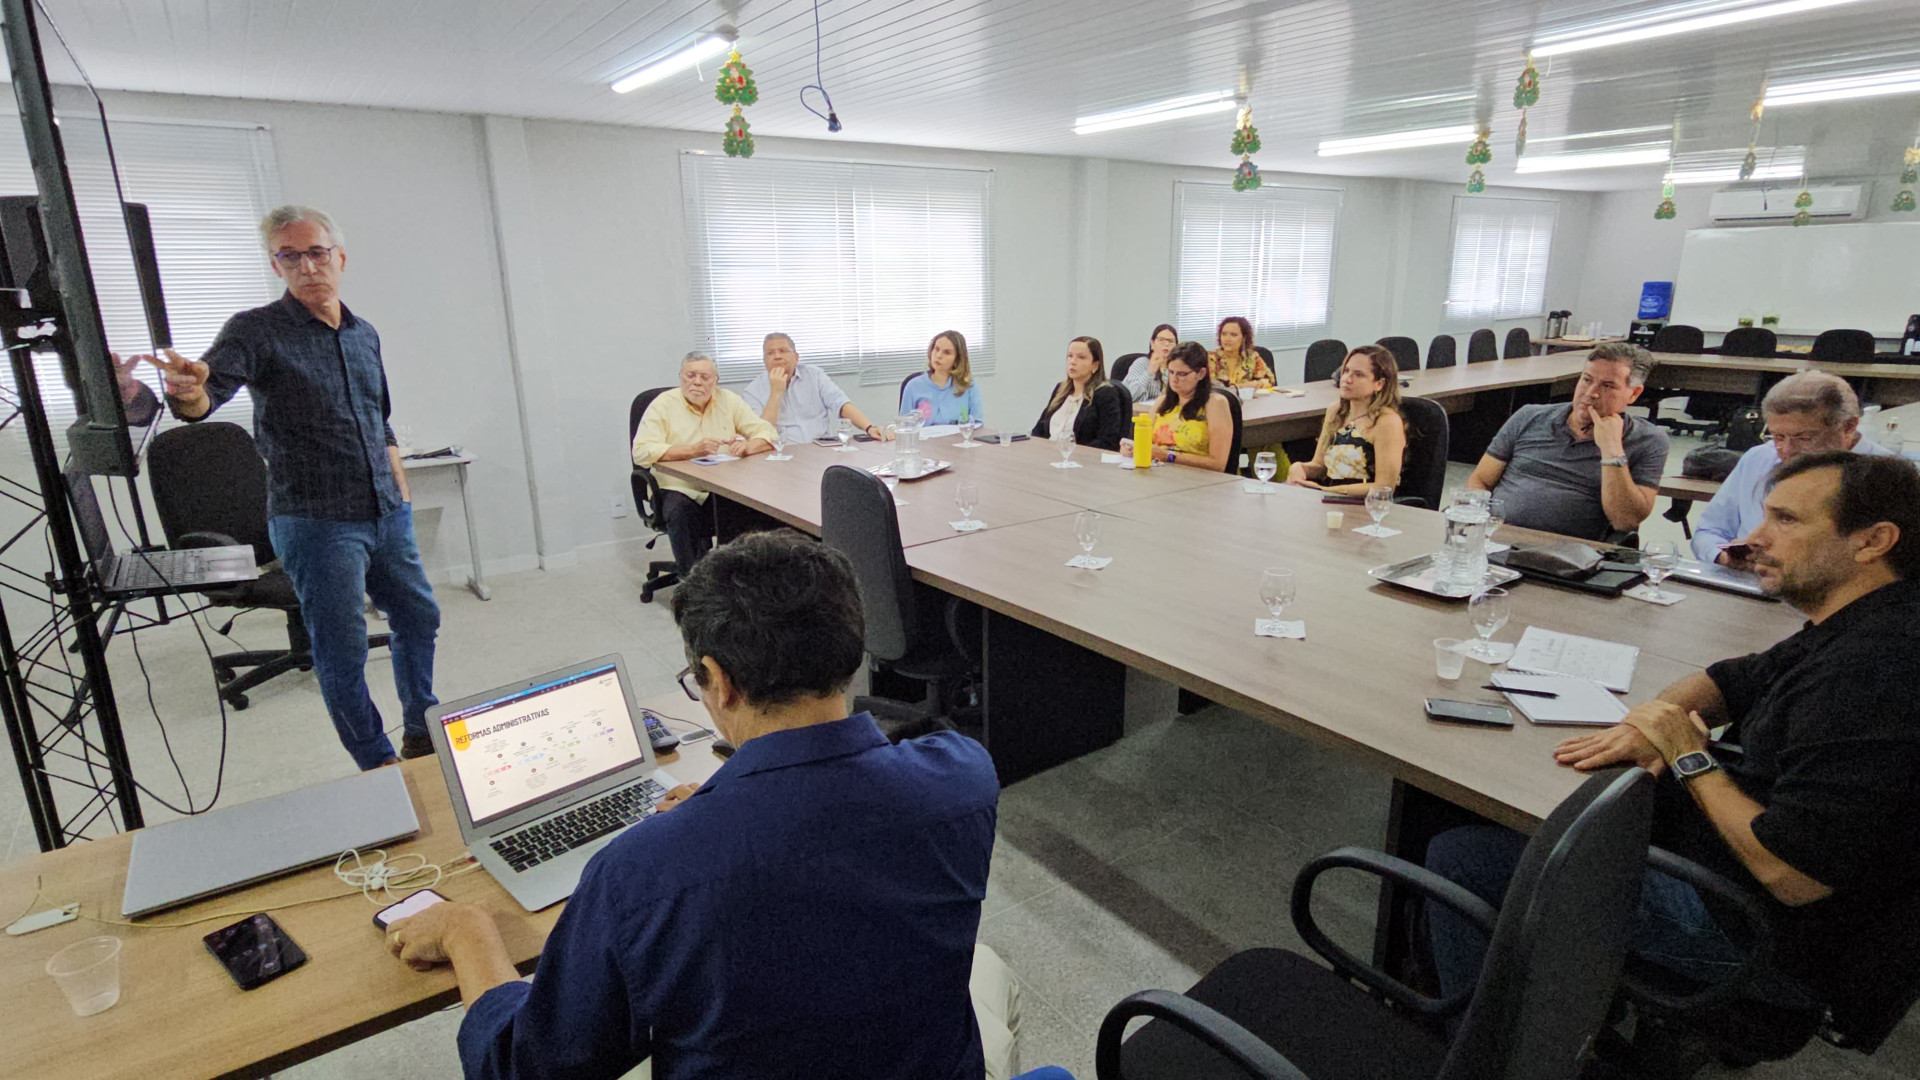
1692, 371, 1894, 567
143, 205, 440, 770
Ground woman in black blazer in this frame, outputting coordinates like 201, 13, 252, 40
1032, 336, 1128, 450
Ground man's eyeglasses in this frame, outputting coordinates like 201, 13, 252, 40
677, 666, 702, 702
271, 246, 335, 269
1765, 430, 1829, 450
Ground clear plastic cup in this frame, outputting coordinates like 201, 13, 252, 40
46, 935, 121, 1016
1433, 638, 1468, 681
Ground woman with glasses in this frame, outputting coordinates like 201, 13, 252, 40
1207, 316, 1273, 389
1287, 344, 1407, 494
1120, 342, 1232, 471
1031, 336, 1128, 450
900, 330, 985, 425
1121, 324, 1179, 406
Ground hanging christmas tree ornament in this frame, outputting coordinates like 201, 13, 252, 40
714, 49, 758, 106
1466, 167, 1486, 195
1513, 55, 1540, 109
1230, 105, 1262, 192
1515, 112, 1528, 157
1792, 187, 1813, 226
1233, 157, 1262, 192
1465, 131, 1492, 166
1738, 99, 1764, 181
1654, 177, 1677, 220
1895, 146, 1919, 212
723, 105, 755, 158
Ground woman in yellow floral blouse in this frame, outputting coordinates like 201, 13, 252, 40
1120, 342, 1232, 472
1206, 316, 1273, 389
1287, 344, 1406, 495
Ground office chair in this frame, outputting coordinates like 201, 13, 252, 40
1640, 326, 1721, 437
1111, 353, 1144, 384
1303, 339, 1348, 383
630, 387, 693, 604
1108, 379, 1135, 419
1809, 328, 1876, 364
1715, 326, 1776, 359
1220, 388, 1247, 475
1098, 768, 1656, 1080
898, 370, 919, 413
1376, 336, 1421, 372
1395, 397, 1449, 509
1253, 345, 1276, 377
1426, 334, 1457, 370
147, 422, 390, 712
1466, 329, 1498, 365
819, 465, 980, 738
1502, 327, 1532, 359
1648, 324, 1704, 355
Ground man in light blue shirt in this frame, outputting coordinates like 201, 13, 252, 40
740, 333, 888, 445
1692, 370, 1893, 566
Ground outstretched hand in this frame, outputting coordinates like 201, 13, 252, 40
145, 348, 209, 401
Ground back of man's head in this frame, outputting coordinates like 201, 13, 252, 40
1762, 370, 1860, 427
670, 530, 867, 707
1772, 451, 1920, 580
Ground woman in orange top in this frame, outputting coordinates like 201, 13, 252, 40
1207, 316, 1273, 389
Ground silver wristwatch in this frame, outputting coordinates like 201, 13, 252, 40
1672, 749, 1719, 782
1600, 455, 1630, 468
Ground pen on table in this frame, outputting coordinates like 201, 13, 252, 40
1483, 684, 1559, 698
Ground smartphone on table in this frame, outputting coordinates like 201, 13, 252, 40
373, 888, 448, 931
204, 913, 308, 990
1424, 698, 1515, 729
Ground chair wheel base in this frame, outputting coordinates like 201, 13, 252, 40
226, 693, 249, 711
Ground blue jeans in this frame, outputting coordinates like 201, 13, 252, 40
270, 505, 441, 769
1424, 825, 1747, 1000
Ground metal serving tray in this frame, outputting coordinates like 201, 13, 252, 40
867, 459, 953, 481
1368, 554, 1521, 600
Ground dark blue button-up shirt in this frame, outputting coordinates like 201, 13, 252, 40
175, 292, 402, 521
458, 714, 1000, 1080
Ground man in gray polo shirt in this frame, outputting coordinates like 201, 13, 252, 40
741, 333, 890, 445
1467, 343, 1671, 541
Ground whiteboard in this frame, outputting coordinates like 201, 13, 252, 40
1669, 222, 1920, 338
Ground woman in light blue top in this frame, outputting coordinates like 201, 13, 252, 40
900, 330, 984, 425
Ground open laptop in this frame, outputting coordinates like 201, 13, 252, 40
64, 466, 257, 596
426, 655, 679, 911
1670, 558, 1776, 601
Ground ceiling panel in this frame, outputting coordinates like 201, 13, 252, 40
23, 0, 1920, 190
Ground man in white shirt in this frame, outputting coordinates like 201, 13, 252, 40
740, 333, 890, 445
1691, 371, 1894, 567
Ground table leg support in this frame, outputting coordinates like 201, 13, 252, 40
1374, 779, 1498, 980
980, 611, 1125, 785
454, 463, 490, 600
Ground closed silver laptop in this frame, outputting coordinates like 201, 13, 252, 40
1670, 558, 1775, 600
425, 655, 678, 912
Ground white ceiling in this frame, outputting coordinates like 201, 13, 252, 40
27, 0, 1920, 191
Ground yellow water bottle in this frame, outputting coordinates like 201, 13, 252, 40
1132, 412, 1154, 469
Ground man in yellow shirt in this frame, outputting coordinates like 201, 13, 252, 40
632, 352, 777, 572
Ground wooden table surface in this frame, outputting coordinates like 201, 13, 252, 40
1658, 474, 1723, 502
0, 695, 728, 1080
906, 482, 1801, 829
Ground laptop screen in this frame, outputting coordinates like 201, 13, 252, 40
437, 662, 646, 826
64, 467, 113, 565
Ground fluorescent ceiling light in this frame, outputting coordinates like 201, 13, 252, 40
1316, 125, 1479, 157
1669, 145, 1806, 184
1525, 124, 1672, 146
611, 32, 735, 93
1763, 67, 1920, 106
1073, 92, 1237, 135
1513, 144, 1672, 173
1531, 0, 1870, 58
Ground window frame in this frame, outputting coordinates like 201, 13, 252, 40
1169, 180, 1344, 352
1442, 194, 1559, 325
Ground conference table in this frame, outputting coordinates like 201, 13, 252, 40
0, 694, 728, 1080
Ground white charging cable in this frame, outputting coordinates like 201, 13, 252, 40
334, 848, 445, 904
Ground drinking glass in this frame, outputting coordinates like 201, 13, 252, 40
1056, 431, 1076, 466
1644, 541, 1679, 601
958, 416, 978, 448
1467, 587, 1511, 660
1484, 496, 1507, 539
1074, 511, 1101, 556
1259, 568, 1295, 620
1254, 451, 1277, 489
1365, 485, 1394, 528
835, 417, 855, 452
881, 470, 904, 506
769, 433, 789, 461
46, 936, 121, 1017
1433, 639, 1468, 680
955, 480, 980, 521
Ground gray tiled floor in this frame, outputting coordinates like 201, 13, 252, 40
4, 484, 1916, 1079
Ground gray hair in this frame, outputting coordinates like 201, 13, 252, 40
763, 332, 796, 351
259, 205, 343, 253
1588, 342, 1655, 388
1763, 370, 1860, 428
680, 351, 717, 371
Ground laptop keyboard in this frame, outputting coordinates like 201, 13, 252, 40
111, 550, 204, 589
490, 778, 668, 872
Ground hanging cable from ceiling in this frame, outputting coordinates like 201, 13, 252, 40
800, 0, 842, 132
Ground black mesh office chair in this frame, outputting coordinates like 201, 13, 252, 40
1502, 327, 1532, 358
630, 387, 691, 604
1649, 324, 1705, 355
1253, 345, 1276, 377
1099, 768, 1655, 1080
1716, 326, 1777, 359
1111, 353, 1145, 384
1377, 336, 1421, 372
1303, 339, 1347, 383
1220, 389, 1246, 475
820, 465, 979, 737
147, 422, 389, 711
1809, 328, 1876, 364
898, 370, 919, 413
1426, 334, 1457, 370
1466, 329, 1498, 365
1641, 325, 1722, 437
1395, 397, 1449, 509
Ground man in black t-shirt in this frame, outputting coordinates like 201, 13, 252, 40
1428, 451, 1920, 1040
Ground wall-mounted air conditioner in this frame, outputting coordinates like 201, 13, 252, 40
1708, 185, 1865, 224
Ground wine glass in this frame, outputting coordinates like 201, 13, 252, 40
1056, 430, 1076, 466
881, 470, 904, 506
1484, 496, 1506, 540
1644, 541, 1679, 601
957, 412, 977, 448
1254, 451, 1277, 490
1467, 587, 1511, 660
1365, 485, 1394, 531
769, 432, 789, 461
955, 480, 980, 522
1074, 511, 1101, 558
836, 417, 855, 452
1259, 568, 1296, 622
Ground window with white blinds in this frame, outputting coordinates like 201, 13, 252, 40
0, 114, 284, 439
680, 153, 994, 386
1443, 196, 1557, 324
1171, 181, 1341, 349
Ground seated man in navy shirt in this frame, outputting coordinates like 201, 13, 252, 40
385, 529, 1000, 1079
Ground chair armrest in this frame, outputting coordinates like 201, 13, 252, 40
176, 530, 243, 550
1289, 846, 1499, 1017
631, 465, 667, 529
1095, 990, 1309, 1080
1621, 847, 1776, 1012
